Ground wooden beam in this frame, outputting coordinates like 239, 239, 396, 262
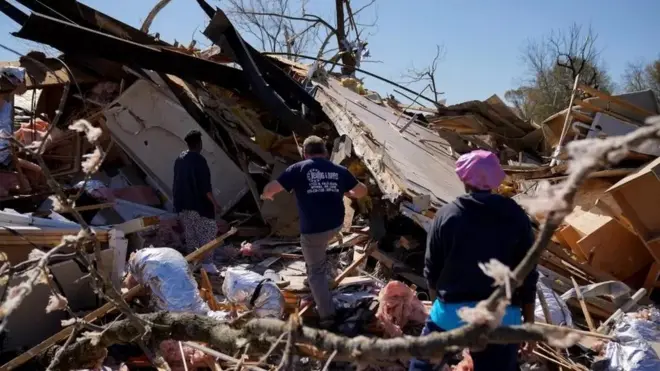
571, 276, 596, 332
573, 99, 638, 124
579, 84, 656, 119
0, 59, 98, 93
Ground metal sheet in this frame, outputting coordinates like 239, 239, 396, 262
13, 12, 247, 91
103, 80, 248, 214
315, 78, 464, 207
204, 11, 313, 136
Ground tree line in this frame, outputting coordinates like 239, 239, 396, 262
504, 22, 659, 125
221, 2, 658, 124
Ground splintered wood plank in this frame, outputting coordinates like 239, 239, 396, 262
579, 84, 656, 118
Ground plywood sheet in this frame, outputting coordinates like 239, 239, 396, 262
564, 205, 611, 237
103, 80, 248, 214
557, 225, 588, 261
607, 158, 660, 238
578, 219, 651, 281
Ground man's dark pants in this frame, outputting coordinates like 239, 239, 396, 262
408, 320, 519, 371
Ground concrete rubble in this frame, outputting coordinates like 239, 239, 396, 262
0, 1, 659, 371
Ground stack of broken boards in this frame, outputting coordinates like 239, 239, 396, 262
542, 156, 660, 322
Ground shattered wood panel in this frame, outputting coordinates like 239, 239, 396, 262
260, 161, 300, 236
429, 114, 488, 134
607, 157, 660, 241
484, 94, 536, 132
315, 78, 464, 207
0, 59, 98, 93
577, 219, 651, 281
563, 205, 611, 237
103, 80, 248, 214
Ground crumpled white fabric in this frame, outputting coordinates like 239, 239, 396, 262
222, 268, 284, 318
128, 247, 227, 320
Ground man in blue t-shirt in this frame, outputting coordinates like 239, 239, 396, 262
261, 135, 367, 327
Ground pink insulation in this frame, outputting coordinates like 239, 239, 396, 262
159, 340, 216, 371
376, 281, 428, 337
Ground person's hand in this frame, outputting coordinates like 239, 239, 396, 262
260, 193, 273, 201
521, 341, 537, 356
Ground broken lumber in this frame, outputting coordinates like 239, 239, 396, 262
0, 227, 237, 371
299, 240, 375, 316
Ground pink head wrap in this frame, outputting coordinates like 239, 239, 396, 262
455, 150, 505, 191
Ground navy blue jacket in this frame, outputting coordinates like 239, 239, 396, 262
425, 191, 538, 307
172, 150, 214, 219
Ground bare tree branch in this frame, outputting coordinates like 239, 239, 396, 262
400, 44, 446, 102
43, 311, 612, 370
141, 0, 173, 33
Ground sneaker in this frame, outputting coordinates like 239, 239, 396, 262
319, 316, 336, 331
202, 263, 220, 275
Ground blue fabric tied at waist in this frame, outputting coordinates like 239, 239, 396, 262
429, 299, 522, 331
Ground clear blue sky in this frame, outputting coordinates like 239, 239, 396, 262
1, 0, 658, 105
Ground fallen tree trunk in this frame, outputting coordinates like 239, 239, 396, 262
44, 312, 589, 370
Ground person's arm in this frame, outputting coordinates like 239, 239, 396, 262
262, 164, 297, 200
123, 273, 139, 290
345, 182, 368, 199
261, 180, 285, 200
424, 214, 449, 302
341, 168, 367, 199
199, 159, 220, 212
517, 218, 539, 323
516, 213, 539, 354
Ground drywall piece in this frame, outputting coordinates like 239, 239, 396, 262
577, 219, 651, 281
103, 80, 248, 215
588, 113, 660, 156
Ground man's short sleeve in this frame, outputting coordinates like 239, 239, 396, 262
341, 167, 359, 193
276, 163, 299, 192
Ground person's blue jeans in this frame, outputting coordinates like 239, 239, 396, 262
408, 320, 519, 371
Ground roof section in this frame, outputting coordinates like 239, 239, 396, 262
314, 78, 464, 208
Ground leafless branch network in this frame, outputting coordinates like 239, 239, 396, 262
400, 44, 446, 103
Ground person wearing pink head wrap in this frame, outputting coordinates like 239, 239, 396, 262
409, 150, 539, 371
454, 149, 506, 192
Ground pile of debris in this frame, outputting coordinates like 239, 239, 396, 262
0, 1, 658, 371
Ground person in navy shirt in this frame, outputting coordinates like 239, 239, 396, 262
409, 150, 538, 371
261, 135, 367, 327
